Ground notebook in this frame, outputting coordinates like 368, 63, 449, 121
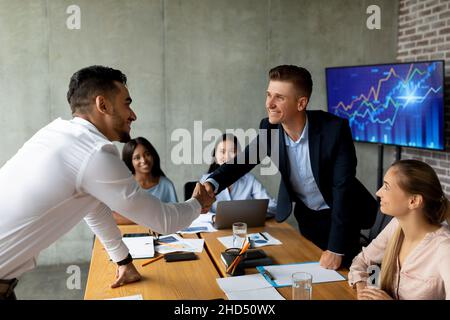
220, 249, 273, 268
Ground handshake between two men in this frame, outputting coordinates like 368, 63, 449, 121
111, 182, 216, 288
191, 182, 216, 213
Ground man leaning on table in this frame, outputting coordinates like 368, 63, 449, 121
203, 65, 378, 270
0, 65, 214, 300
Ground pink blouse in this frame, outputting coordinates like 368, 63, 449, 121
348, 218, 450, 300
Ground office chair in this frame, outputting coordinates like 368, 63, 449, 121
183, 181, 197, 201
360, 209, 393, 247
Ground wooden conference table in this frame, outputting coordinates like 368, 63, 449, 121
84, 219, 357, 300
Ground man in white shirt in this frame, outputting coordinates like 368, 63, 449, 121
0, 65, 214, 300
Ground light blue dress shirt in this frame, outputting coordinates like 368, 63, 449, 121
201, 173, 277, 214
284, 118, 329, 211
143, 176, 178, 203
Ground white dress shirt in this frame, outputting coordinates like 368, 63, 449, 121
284, 118, 329, 211
0, 117, 200, 279
286, 119, 344, 256
206, 118, 328, 211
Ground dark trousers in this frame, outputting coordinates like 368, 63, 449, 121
293, 201, 361, 268
0, 279, 18, 300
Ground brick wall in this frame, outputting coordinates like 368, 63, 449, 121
397, 0, 450, 197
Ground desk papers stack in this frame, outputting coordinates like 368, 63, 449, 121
122, 236, 154, 259
155, 234, 204, 254
218, 232, 282, 249
178, 213, 217, 234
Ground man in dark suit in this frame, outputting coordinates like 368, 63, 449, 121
204, 65, 377, 270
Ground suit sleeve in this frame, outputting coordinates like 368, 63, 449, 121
327, 119, 358, 254
207, 119, 270, 193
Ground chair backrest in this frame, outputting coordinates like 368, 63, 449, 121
184, 181, 197, 201
368, 209, 393, 241
360, 209, 393, 247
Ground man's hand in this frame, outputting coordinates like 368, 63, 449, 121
111, 262, 141, 288
358, 287, 393, 300
319, 250, 343, 270
203, 182, 215, 197
192, 182, 215, 213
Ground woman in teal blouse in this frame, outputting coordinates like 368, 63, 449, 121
113, 137, 178, 224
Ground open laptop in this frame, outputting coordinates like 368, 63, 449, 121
212, 199, 269, 229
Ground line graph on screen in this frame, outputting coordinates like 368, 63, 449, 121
326, 61, 444, 150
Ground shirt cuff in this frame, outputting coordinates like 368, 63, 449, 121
328, 250, 345, 256
205, 178, 219, 194
108, 241, 130, 263
186, 197, 202, 213
348, 272, 368, 287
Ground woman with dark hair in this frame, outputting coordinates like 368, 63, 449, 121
200, 133, 277, 215
349, 159, 450, 300
113, 137, 178, 224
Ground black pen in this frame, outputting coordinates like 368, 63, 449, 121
262, 269, 275, 281
259, 232, 269, 241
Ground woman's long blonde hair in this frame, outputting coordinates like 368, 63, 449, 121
379, 160, 450, 297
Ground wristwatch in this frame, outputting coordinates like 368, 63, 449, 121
116, 253, 133, 266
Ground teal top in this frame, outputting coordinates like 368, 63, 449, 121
143, 176, 178, 203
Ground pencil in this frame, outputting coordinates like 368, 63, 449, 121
142, 254, 164, 267
230, 241, 251, 274
226, 239, 251, 274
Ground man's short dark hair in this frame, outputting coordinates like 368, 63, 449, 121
67, 65, 127, 114
269, 65, 313, 99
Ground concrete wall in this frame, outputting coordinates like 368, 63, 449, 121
0, 0, 398, 265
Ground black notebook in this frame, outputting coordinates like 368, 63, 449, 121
220, 249, 273, 269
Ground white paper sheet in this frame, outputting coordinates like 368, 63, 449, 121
193, 213, 215, 224
263, 262, 346, 286
226, 287, 285, 300
122, 236, 154, 259
155, 234, 204, 254
216, 273, 271, 292
178, 213, 217, 234
182, 239, 204, 253
179, 223, 217, 234
217, 232, 282, 249
216, 273, 285, 300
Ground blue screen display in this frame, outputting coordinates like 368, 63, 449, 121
326, 61, 444, 150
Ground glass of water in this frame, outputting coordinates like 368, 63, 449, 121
292, 272, 312, 300
232, 222, 247, 249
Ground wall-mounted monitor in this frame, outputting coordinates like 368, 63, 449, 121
326, 60, 445, 150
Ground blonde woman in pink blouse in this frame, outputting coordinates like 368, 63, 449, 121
349, 159, 450, 300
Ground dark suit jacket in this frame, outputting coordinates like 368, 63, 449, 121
208, 110, 377, 253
